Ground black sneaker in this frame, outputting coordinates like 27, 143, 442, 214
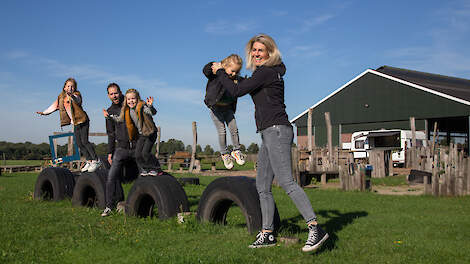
248, 231, 276, 248
302, 224, 329, 252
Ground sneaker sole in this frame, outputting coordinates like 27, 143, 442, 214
248, 243, 276, 248
302, 233, 329, 252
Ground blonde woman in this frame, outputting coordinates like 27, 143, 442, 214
212, 34, 328, 252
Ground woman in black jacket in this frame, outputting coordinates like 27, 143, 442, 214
212, 34, 328, 252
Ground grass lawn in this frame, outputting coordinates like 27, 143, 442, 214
1, 171, 470, 263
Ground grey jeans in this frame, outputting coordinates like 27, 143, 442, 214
257, 125, 316, 231
209, 108, 240, 154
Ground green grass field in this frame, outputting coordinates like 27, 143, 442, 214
1, 171, 470, 263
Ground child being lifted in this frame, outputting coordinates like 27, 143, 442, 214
203, 54, 246, 169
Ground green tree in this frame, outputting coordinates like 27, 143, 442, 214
247, 143, 259, 154
203, 145, 214, 155
159, 139, 185, 154
239, 144, 246, 152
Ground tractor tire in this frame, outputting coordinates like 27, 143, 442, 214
126, 175, 187, 219
34, 167, 75, 201
71, 168, 123, 209
197, 176, 280, 234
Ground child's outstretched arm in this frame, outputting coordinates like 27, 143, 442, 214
36, 99, 59, 115
70, 92, 82, 106
144, 97, 157, 116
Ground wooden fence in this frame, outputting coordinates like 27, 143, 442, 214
405, 143, 470, 196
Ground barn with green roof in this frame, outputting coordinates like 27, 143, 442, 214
290, 66, 470, 152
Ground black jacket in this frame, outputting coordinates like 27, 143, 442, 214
106, 95, 133, 154
203, 62, 240, 112
216, 63, 292, 132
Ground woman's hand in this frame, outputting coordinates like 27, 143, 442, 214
36, 111, 45, 115
211, 62, 222, 74
102, 109, 109, 117
146, 96, 154, 106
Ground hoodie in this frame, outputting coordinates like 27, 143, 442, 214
216, 63, 291, 131
203, 62, 240, 112
106, 95, 133, 154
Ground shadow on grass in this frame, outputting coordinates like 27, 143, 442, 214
315, 209, 369, 253
276, 209, 368, 252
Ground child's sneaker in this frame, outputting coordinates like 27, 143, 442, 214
302, 224, 329, 252
248, 231, 276, 248
101, 207, 112, 217
87, 160, 101, 172
231, 150, 246, 165
140, 170, 149, 177
81, 161, 91, 172
221, 154, 234, 170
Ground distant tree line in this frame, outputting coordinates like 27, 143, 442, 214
0, 139, 259, 160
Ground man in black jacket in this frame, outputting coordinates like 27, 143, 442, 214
101, 83, 136, 217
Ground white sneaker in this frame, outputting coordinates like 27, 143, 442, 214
221, 154, 234, 170
101, 207, 112, 217
231, 150, 246, 165
87, 160, 102, 172
81, 161, 91, 172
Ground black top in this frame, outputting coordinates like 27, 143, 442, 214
216, 63, 292, 131
105, 95, 132, 154
203, 62, 240, 112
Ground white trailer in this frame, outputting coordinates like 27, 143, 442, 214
350, 129, 426, 167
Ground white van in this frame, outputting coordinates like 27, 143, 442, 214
350, 129, 426, 167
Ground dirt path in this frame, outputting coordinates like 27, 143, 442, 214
190, 169, 424, 196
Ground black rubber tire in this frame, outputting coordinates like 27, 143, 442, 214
126, 176, 186, 219
159, 173, 190, 213
71, 168, 123, 209
177, 177, 200, 186
197, 176, 280, 234
34, 167, 75, 201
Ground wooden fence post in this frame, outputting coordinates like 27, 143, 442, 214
431, 122, 438, 157
308, 108, 314, 172
189, 122, 197, 173
324, 112, 333, 164
155, 126, 161, 159
291, 146, 301, 185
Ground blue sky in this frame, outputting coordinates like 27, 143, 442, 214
1, 0, 469, 150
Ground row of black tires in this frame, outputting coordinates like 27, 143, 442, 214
34, 167, 279, 233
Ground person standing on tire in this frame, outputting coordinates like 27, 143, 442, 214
212, 34, 329, 252
36, 77, 101, 172
203, 54, 247, 169
104, 89, 163, 177
101, 83, 134, 217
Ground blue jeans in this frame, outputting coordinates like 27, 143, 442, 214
209, 108, 240, 154
257, 125, 316, 231
106, 147, 133, 208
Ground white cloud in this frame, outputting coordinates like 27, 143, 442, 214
5, 52, 202, 105
384, 1, 470, 77
4, 50, 28, 59
288, 45, 325, 58
204, 20, 256, 35
296, 14, 334, 33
